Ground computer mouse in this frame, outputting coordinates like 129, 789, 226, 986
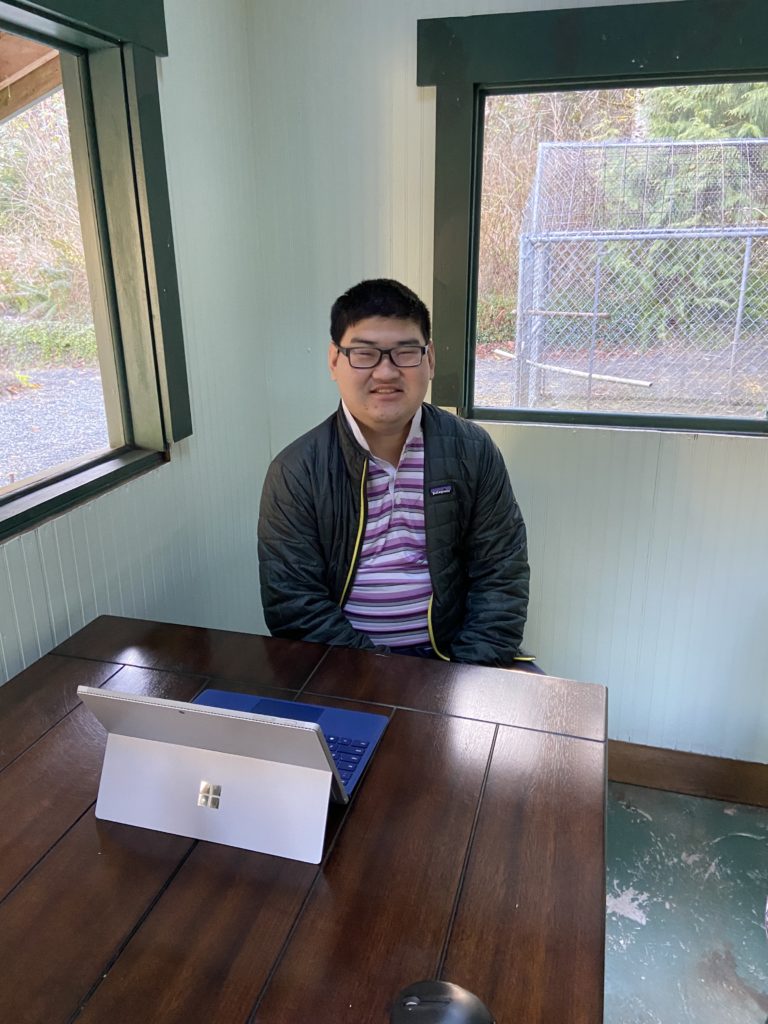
390, 980, 495, 1024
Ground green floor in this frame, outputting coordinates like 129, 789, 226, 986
605, 782, 768, 1024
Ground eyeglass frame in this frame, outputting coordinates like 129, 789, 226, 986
334, 342, 430, 369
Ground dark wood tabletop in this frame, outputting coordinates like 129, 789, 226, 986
0, 615, 607, 1024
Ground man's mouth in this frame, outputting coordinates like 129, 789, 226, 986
370, 387, 401, 395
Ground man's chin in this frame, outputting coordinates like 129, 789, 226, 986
360, 406, 414, 432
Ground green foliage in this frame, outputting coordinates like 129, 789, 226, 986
475, 294, 517, 352
0, 88, 93, 353
0, 319, 98, 367
645, 83, 768, 140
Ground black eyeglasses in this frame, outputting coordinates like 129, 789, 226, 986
335, 343, 428, 369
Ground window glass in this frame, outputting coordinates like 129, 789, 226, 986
475, 85, 768, 421
0, 31, 111, 495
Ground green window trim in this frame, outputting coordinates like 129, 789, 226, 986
418, 0, 768, 434
0, 2, 168, 55
0, 0, 190, 539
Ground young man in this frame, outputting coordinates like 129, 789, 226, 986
258, 279, 530, 667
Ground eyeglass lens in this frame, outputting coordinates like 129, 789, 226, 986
347, 347, 424, 368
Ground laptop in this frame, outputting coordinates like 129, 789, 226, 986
192, 689, 388, 796
78, 686, 388, 864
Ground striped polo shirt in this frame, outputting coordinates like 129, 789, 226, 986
342, 404, 432, 648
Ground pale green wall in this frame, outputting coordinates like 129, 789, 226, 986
2, 0, 766, 764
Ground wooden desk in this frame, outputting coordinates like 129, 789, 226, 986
0, 616, 606, 1023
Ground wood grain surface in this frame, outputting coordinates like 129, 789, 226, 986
609, 739, 768, 808
75, 840, 320, 1024
441, 727, 606, 1023
0, 815, 191, 1024
0, 654, 120, 772
0, 617, 607, 1024
0, 666, 203, 901
253, 710, 496, 1023
307, 645, 607, 741
54, 615, 328, 689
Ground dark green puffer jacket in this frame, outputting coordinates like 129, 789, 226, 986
257, 403, 529, 667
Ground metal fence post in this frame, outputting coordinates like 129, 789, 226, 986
514, 236, 531, 407
728, 235, 752, 403
586, 241, 606, 408
527, 241, 545, 407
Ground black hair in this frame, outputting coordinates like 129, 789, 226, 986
330, 278, 431, 344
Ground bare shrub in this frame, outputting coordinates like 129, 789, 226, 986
0, 87, 94, 378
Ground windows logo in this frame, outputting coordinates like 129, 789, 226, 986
197, 781, 221, 809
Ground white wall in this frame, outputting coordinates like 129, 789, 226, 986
2, 0, 766, 764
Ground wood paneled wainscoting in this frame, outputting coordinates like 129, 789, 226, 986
609, 742, 768, 808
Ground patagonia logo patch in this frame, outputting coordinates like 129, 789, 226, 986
430, 485, 454, 497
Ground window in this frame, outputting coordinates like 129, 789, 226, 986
0, 1, 191, 540
1, 36, 111, 492
418, 0, 768, 433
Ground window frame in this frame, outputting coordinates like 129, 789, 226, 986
0, 0, 191, 541
418, 0, 768, 434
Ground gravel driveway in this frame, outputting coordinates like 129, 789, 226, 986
0, 367, 110, 490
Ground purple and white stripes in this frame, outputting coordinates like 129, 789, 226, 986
344, 434, 432, 647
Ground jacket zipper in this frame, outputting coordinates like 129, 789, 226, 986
427, 595, 450, 662
338, 460, 368, 608
341, 450, 449, 662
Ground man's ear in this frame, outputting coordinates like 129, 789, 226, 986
328, 340, 340, 379
427, 340, 436, 380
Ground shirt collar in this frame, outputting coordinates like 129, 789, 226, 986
341, 402, 422, 460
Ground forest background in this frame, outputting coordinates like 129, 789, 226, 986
477, 83, 768, 353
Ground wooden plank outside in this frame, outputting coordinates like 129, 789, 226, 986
441, 727, 606, 1024
308, 646, 607, 741
0, 51, 60, 123
0, 28, 52, 85
254, 711, 495, 1023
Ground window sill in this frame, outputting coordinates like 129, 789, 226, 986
0, 447, 167, 543
470, 407, 768, 436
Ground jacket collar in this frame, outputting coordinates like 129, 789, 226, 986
335, 401, 436, 479
340, 402, 423, 458
334, 403, 368, 480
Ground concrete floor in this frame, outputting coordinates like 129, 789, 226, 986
605, 782, 768, 1024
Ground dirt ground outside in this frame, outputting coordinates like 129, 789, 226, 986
474, 334, 768, 420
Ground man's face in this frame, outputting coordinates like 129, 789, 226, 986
329, 316, 435, 439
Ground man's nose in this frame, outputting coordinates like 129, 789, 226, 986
372, 352, 401, 376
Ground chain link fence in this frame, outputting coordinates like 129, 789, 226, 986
478, 140, 768, 420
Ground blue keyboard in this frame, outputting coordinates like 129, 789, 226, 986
325, 735, 369, 787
